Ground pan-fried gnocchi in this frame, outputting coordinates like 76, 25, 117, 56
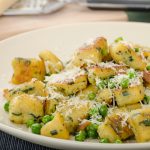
3, 37, 150, 143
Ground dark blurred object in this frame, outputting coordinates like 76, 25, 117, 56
86, 0, 150, 10
127, 11, 150, 22
0, 130, 56, 150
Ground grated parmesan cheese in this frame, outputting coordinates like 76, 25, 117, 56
45, 67, 85, 84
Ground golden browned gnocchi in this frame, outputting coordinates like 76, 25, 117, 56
67, 37, 108, 68
3, 79, 46, 101
11, 57, 46, 84
39, 50, 64, 75
56, 98, 92, 133
128, 108, 150, 142
46, 67, 87, 95
88, 62, 127, 85
110, 41, 147, 70
2, 36, 150, 143
41, 113, 70, 139
9, 94, 44, 124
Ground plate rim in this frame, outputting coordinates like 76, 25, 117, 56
0, 21, 150, 44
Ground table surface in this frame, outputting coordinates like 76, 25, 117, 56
0, 3, 127, 41
0, 3, 128, 150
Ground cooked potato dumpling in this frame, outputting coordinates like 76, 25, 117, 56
114, 103, 142, 113
143, 50, 150, 62
67, 37, 108, 68
110, 42, 146, 70
114, 84, 144, 107
41, 113, 69, 139
143, 71, 150, 84
46, 68, 87, 95
39, 50, 64, 74
11, 57, 45, 84
106, 113, 133, 140
44, 86, 67, 115
88, 63, 127, 85
9, 94, 44, 124
128, 108, 150, 142
3, 79, 46, 101
98, 122, 120, 142
96, 88, 113, 104
56, 98, 91, 133
77, 85, 98, 100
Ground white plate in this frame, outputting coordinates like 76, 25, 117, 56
0, 22, 150, 150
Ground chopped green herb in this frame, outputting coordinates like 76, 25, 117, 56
99, 105, 108, 118
22, 87, 34, 93
88, 92, 96, 100
50, 130, 58, 135
122, 91, 129, 96
101, 49, 108, 56
128, 56, 134, 62
12, 112, 22, 116
146, 65, 150, 71
120, 78, 129, 89
143, 95, 150, 104
134, 47, 139, 52
115, 37, 123, 43
45, 73, 51, 76
140, 119, 150, 126
4, 102, 9, 112
97, 47, 107, 56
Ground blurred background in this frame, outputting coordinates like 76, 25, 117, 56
0, 0, 150, 40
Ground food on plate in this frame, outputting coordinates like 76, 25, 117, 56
3, 36, 150, 143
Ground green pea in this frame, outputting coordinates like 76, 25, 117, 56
115, 139, 122, 143
4, 102, 9, 112
75, 130, 87, 142
115, 37, 123, 43
98, 81, 105, 89
143, 95, 150, 104
88, 92, 96, 100
42, 115, 54, 124
134, 47, 139, 52
31, 123, 42, 134
99, 104, 108, 118
87, 130, 98, 138
86, 124, 98, 138
146, 65, 150, 71
86, 123, 98, 131
100, 138, 110, 143
108, 82, 115, 89
26, 119, 35, 128
89, 107, 99, 116
120, 78, 129, 89
128, 71, 135, 79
